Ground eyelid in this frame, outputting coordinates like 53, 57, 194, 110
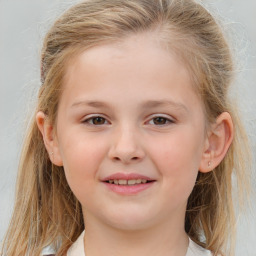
146, 114, 175, 125
82, 114, 111, 125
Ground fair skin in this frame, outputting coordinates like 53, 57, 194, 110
37, 33, 233, 256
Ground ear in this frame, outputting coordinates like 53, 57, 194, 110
36, 111, 63, 166
199, 112, 234, 173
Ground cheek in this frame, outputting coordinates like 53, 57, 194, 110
147, 130, 204, 194
60, 130, 106, 166
57, 133, 108, 195
150, 131, 203, 170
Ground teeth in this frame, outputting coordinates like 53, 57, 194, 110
108, 179, 150, 185
128, 180, 136, 185
119, 179, 127, 185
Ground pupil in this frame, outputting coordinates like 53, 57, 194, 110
93, 117, 105, 125
154, 117, 166, 125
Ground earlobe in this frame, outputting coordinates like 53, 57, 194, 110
36, 111, 63, 166
199, 112, 234, 173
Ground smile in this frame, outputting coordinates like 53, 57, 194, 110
102, 173, 156, 195
106, 179, 151, 185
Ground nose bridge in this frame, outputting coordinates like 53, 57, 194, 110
109, 122, 145, 163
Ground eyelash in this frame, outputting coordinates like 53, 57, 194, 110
147, 116, 175, 126
82, 116, 110, 126
82, 115, 175, 126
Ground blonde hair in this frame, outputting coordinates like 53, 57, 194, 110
1, 0, 251, 255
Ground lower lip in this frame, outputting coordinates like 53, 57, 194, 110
103, 182, 155, 195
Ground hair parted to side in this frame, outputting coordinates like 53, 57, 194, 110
1, 0, 251, 256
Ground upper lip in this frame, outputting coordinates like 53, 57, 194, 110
101, 172, 155, 181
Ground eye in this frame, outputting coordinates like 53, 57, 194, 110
148, 116, 174, 125
83, 116, 108, 125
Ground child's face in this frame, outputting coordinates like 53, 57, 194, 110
54, 34, 208, 230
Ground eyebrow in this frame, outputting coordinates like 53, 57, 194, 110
71, 100, 108, 108
140, 100, 188, 113
71, 99, 188, 113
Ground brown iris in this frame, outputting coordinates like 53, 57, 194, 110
152, 117, 168, 125
91, 117, 106, 125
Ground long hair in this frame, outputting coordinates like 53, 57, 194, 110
1, 0, 251, 255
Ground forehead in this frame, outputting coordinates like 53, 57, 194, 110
64, 32, 193, 88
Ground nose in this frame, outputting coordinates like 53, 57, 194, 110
108, 126, 145, 164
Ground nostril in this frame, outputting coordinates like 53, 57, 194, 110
112, 156, 139, 162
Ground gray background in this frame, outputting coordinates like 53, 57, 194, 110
0, 0, 255, 255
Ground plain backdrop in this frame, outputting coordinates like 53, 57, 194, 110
0, 1, 255, 255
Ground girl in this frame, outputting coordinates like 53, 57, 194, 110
1, 0, 251, 255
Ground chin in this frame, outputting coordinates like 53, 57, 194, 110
98, 208, 159, 231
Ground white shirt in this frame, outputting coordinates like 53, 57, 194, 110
67, 231, 212, 256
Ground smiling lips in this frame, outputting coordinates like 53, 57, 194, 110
107, 179, 148, 185
102, 173, 156, 195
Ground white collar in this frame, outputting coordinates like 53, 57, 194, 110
67, 231, 212, 256
186, 239, 212, 256
67, 231, 85, 256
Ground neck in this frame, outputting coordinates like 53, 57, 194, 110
83, 211, 189, 256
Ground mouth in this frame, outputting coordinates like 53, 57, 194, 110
102, 173, 156, 195
105, 179, 154, 185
